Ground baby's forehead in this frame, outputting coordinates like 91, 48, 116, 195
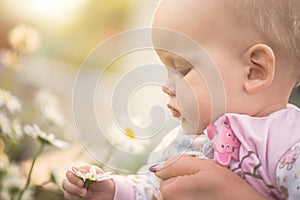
155, 49, 213, 72
152, 1, 248, 46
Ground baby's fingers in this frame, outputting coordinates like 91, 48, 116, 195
63, 191, 80, 200
62, 177, 87, 197
66, 171, 84, 187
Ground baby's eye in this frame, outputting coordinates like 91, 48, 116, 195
176, 68, 191, 76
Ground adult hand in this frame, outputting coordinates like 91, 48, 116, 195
154, 156, 270, 200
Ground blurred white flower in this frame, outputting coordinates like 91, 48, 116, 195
66, 162, 113, 182
24, 124, 68, 149
0, 114, 23, 141
0, 112, 12, 136
35, 90, 65, 126
0, 49, 21, 70
0, 164, 33, 200
8, 24, 41, 54
11, 119, 23, 140
106, 117, 151, 154
0, 89, 21, 114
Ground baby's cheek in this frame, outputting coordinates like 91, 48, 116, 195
196, 86, 212, 126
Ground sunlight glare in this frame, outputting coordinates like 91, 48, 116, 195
4, 0, 88, 25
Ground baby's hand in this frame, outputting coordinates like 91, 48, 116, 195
62, 164, 115, 200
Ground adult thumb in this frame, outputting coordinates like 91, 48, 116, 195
151, 155, 210, 180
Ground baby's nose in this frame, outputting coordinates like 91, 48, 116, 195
162, 85, 175, 96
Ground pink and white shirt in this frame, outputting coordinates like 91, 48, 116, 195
112, 107, 300, 199
209, 107, 300, 199
112, 127, 212, 200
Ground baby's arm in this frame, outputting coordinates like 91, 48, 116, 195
112, 167, 161, 200
62, 126, 188, 200
62, 165, 159, 200
276, 142, 300, 199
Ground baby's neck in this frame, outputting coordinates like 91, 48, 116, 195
251, 102, 288, 117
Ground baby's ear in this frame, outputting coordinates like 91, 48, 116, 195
242, 44, 275, 93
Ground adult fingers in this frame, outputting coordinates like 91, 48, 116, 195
155, 156, 215, 180
160, 167, 261, 200
159, 174, 198, 200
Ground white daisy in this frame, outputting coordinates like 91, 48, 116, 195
66, 162, 113, 182
0, 89, 21, 114
0, 49, 21, 70
0, 115, 24, 142
24, 124, 68, 149
106, 117, 151, 154
0, 112, 12, 136
35, 90, 65, 126
0, 164, 33, 200
8, 24, 41, 54
11, 119, 23, 140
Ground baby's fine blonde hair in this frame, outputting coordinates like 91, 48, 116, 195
227, 0, 300, 85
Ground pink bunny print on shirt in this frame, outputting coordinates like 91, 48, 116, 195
207, 116, 241, 166
279, 146, 300, 170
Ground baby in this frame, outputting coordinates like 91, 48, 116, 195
62, 0, 300, 199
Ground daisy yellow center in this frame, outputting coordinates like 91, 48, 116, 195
125, 128, 135, 139
1, 94, 10, 103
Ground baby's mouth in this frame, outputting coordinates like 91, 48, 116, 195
167, 104, 181, 118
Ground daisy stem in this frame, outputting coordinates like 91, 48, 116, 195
79, 180, 90, 200
17, 143, 44, 200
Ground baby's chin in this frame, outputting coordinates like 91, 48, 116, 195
181, 118, 205, 135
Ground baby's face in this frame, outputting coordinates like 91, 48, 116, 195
153, 0, 247, 133
159, 50, 212, 134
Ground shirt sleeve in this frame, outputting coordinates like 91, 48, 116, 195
112, 170, 160, 200
276, 141, 300, 200
112, 127, 181, 200
112, 175, 135, 200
